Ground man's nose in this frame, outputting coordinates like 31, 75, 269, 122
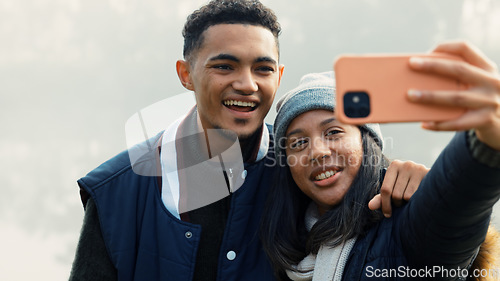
232, 69, 258, 94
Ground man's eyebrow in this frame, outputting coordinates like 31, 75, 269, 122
209, 53, 239, 62
208, 54, 277, 65
255, 56, 277, 65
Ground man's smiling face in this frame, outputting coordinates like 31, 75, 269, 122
178, 23, 284, 140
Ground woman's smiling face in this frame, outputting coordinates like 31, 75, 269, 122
285, 109, 363, 215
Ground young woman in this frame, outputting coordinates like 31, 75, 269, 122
261, 42, 500, 281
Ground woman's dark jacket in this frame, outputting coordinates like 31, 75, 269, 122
342, 131, 500, 280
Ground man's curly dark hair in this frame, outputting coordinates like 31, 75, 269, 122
182, 0, 281, 62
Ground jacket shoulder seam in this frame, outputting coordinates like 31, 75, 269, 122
79, 163, 134, 192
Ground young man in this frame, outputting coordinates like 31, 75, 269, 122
69, 2, 285, 280
69, 1, 427, 280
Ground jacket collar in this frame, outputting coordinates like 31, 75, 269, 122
193, 106, 270, 163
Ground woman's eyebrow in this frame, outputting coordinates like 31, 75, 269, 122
320, 117, 336, 127
286, 118, 336, 138
286, 128, 303, 138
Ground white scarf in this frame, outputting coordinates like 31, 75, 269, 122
159, 108, 270, 219
286, 203, 357, 281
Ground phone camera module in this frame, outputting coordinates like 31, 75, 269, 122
343, 91, 370, 118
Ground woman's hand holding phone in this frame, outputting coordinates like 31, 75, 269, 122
407, 41, 500, 151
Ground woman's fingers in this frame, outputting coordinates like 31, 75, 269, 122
431, 41, 498, 73
407, 41, 500, 150
407, 89, 497, 109
409, 56, 498, 88
407, 87, 500, 149
410, 41, 500, 90
421, 109, 492, 131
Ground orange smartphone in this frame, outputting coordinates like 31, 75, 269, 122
333, 53, 466, 124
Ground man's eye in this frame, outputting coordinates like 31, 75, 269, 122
213, 65, 232, 70
256, 66, 275, 72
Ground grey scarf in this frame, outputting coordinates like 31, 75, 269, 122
286, 203, 357, 281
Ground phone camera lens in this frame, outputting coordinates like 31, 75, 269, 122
345, 107, 356, 117
359, 106, 370, 117
343, 91, 370, 118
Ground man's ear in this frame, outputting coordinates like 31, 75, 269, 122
278, 64, 285, 87
176, 60, 194, 91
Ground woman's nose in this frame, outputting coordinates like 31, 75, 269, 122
310, 137, 331, 162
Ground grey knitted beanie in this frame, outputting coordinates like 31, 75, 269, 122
274, 71, 384, 155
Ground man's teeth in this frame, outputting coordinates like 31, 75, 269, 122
224, 100, 256, 107
315, 170, 337, 181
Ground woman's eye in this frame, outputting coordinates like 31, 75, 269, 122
290, 139, 308, 150
326, 129, 342, 137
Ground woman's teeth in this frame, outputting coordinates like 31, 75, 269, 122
315, 170, 337, 181
223, 100, 256, 108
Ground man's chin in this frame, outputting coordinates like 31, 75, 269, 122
206, 126, 250, 142
208, 118, 262, 141
235, 126, 263, 142
237, 132, 256, 142
227, 120, 262, 142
